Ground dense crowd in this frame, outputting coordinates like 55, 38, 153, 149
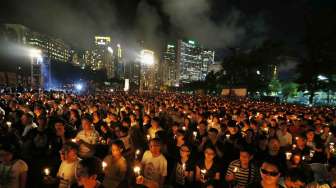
0, 91, 336, 188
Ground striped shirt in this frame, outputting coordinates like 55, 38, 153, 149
226, 159, 258, 187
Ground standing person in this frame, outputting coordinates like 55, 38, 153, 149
57, 142, 80, 188
136, 138, 167, 188
195, 145, 221, 187
147, 117, 163, 139
75, 115, 99, 158
73, 157, 104, 188
102, 140, 127, 188
169, 144, 195, 188
247, 159, 284, 188
225, 146, 258, 187
0, 143, 28, 188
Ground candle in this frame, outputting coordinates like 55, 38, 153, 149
309, 150, 315, 158
226, 134, 230, 139
233, 167, 239, 173
200, 169, 207, 181
6, 121, 12, 128
285, 152, 292, 160
71, 139, 77, 143
182, 126, 186, 131
295, 137, 299, 141
134, 166, 141, 177
102, 161, 107, 170
329, 132, 332, 136
146, 134, 151, 141
182, 163, 186, 171
44, 168, 50, 176
302, 156, 306, 161
292, 144, 296, 149
193, 131, 197, 138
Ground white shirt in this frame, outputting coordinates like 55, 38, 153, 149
0, 159, 28, 188
57, 160, 79, 188
276, 130, 292, 147
141, 151, 167, 184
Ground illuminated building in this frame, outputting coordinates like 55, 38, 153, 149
160, 39, 215, 86
1, 24, 71, 63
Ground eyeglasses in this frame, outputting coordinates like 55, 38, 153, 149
260, 168, 279, 177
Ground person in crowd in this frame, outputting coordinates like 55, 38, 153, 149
73, 157, 104, 188
195, 145, 221, 187
57, 142, 80, 188
75, 115, 99, 158
0, 143, 28, 188
102, 140, 127, 188
169, 144, 195, 188
226, 145, 259, 187
247, 159, 283, 188
137, 138, 167, 188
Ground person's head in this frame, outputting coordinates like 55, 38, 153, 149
20, 112, 33, 125
306, 130, 315, 142
179, 144, 191, 159
119, 126, 129, 138
92, 111, 101, 122
284, 168, 306, 188
268, 138, 280, 153
37, 116, 47, 130
198, 121, 207, 132
76, 157, 103, 187
111, 140, 125, 158
227, 120, 238, 135
151, 117, 160, 128
149, 138, 161, 157
0, 144, 17, 163
204, 145, 216, 162
54, 119, 66, 136
176, 129, 186, 143
239, 146, 254, 166
143, 115, 151, 124
60, 142, 79, 161
260, 160, 281, 185
208, 128, 219, 142
81, 115, 93, 131
291, 152, 302, 165
296, 135, 306, 148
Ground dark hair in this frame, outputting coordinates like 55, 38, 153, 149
111, 140, 125, 152
240, 145, 254, 155
63, 142, 79, 154
82, 114, 93, 123
284, 168, 306, 184
208, 128, 219, 134
79, 157, 103, 177
262, 158, 280, 172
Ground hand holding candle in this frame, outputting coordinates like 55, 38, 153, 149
44, 168, 50, 176
134, 166, 141, 177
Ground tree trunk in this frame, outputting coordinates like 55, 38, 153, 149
309, 90, 315, 104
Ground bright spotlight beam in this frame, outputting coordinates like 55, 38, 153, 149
140, 49, 154, 65
75, 83, 83, 91
29, 49, 42, 58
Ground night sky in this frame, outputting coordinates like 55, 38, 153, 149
0, 0, 335, 53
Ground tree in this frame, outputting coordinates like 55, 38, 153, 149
296, 2, 336, 104
282, 82, 299, 101
268, 78, 282, 95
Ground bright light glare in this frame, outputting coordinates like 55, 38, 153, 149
141, 50, 154, 65
256, 70, 261, 75
107, 47, 113, 54
29, 49, 42, 58
318, 75, 328, 81
75, 83, 83, 91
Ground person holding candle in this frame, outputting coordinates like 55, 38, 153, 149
102, 140, 127, 188
147, 117, 163, 140
195, 145, 220, 187
169, 144, 195, 188
0, 143, 28, 188
56, 142, 80, 188
136, 138, 167, 188
225, 145, 258, 187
